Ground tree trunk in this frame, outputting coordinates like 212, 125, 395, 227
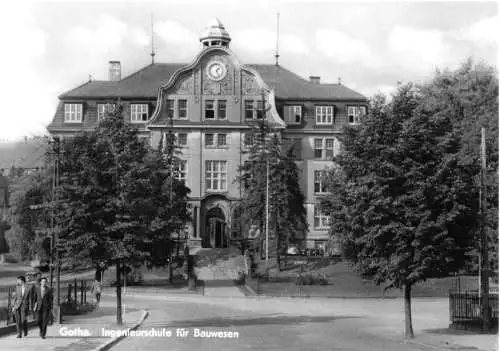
403, 283, 414, 339
168, 252, 173, 283
116, 261, 123, 325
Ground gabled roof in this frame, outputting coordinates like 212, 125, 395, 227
247, 64, 366, 100
59, 63, 185, 99
59, 62, 366, 101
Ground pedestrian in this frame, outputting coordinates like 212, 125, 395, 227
91, 279, 102, 306
33, 277, 53, 339
12, 275, 32, 338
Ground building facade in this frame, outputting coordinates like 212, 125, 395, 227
47, 18, 367, 251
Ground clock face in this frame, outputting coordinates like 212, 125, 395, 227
206, 61, 227, 81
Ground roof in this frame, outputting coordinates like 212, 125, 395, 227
59, 63, 186, 99
59, 62, 366, 101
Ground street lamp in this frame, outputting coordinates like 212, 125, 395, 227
265, 158, 269, 276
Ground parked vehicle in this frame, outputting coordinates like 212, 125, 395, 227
286, 246, 299, 255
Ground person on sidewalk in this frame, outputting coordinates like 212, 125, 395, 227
33, 277, 53, 339
91, 279, 102, 306
12, 275, 32, 338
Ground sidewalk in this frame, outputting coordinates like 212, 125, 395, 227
0, 299, 144, 351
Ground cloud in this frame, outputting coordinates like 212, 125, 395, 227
65, 15, 128, 52
131, 27, 150, 47
387, 26, 457, 74
0, 2, 53, 139
233, 29, 308, 54
155, 21, 198, 45
315, 29, 379, 68
363, 84, 398, 98
459, 16, 498, 45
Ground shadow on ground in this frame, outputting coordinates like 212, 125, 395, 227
147, 314, 359, 328
62, 306, 139, 323
423, 325, 499, 336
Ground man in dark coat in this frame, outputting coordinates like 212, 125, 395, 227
33, 277, 53, 339
12, 275, 32, 338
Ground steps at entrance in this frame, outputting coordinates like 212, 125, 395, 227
195, 249, 246, 281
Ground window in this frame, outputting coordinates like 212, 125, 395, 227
178, 100, 187, 119
217, 134, 227, 147
166, 99, 174, 119
64, 103, 83, 122
285, 106, 302, 124
348, 106, 366, 125
218, 100, 227, 119
205, 100, 215, 119
314, 170, 328, 194
97, 103, 115, 120
314, 205, 330, 229
244, 100, 254, 120
245, 100, 266, 120
130, 104, 149, 122
243, 133, 254, 148
205, 161, 227, 191
314, 138, 336, 159
256, 100, 265, 119
315, 106, 334, 125
175, 160, 187, 184
176, 133, 187, 146
205, 133, 228, 148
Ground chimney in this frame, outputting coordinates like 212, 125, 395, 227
309, 76, 320, 84
109, 61, 121, 81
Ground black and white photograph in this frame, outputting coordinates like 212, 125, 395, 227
0, 1, 498, 350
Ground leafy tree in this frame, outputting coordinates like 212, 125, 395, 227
420, 59, 498, 271
237, 119, 307, 272
54, 106, 190, 324
4, 170, 53, 262
324, 82, 479, 338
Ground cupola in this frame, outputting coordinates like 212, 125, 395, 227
200, 18, 231, 48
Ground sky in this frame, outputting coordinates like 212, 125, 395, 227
0, 0, 497, 141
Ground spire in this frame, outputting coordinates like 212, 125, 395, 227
274, 12, 280, 66
150, 13, 156, 64
200, 18, 231, 48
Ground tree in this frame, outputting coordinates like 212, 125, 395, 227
420, 59, 498, 272
324, 82, 479, 338
237, 119, 307, 272
4, 170, 53, 262
54, 106, 191, 324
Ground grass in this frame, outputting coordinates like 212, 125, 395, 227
252, 256, 480, 298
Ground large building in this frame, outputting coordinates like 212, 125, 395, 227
47, 18, 367, 251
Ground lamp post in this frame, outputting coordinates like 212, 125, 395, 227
265, 159, 269, 276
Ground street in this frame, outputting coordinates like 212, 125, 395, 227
111, 291, 438, 351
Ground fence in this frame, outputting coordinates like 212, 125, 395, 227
0, 279, 95, 326
449, 290, 499, 327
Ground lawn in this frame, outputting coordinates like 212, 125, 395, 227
252, 256, 479, 298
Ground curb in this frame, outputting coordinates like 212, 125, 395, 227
90, 309, 150, 351
243, 283, 258, 296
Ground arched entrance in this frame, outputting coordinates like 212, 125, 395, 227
204, 206, 228, 248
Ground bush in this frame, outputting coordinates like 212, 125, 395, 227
295, 272, 329, 286
2, 253, 19, 263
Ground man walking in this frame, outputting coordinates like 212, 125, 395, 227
12, 275, 31, 338
33, 277, 53, 339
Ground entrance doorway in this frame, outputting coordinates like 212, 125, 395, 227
205, 207, 227, 248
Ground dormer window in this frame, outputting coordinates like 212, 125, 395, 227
348, 106, 367, 125
315, 106, 334, 125
64, 103, 83, 123
130, 104, 148, 123
284, 106, 302, 124
97, 103, 115, 120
